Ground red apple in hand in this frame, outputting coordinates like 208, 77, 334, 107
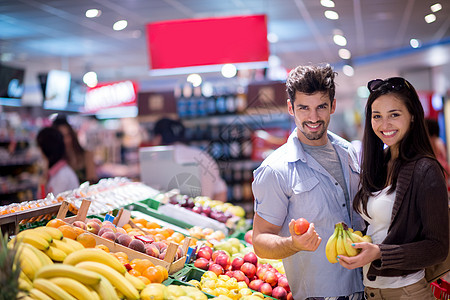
294, 217, 310, 235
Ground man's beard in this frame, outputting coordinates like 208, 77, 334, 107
300, 121, 326, 140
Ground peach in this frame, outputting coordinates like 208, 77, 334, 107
86, 221, 101, 235
128, 239, 145, 253
101, 223, 117, 233
89, 218, 102, 225
98, 227, 114, 237
144, 243, 160, 258
101, 231, 116, 241
116, 227, 127, 234
72, 220, 87, 230
117, 234, 133, 247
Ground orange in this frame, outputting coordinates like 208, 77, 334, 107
170, 232, 184, 244
71, 226, 85, 238
76, 233, 96, 248
46, 218, 66, 228
145, 221, 161, 229
58, 225, 78, 240
133, 218, 148, 226
130, 259, 155, 274
95, 244, 110, 252
137, 276, 151, 285
128, 269, 141, 277
155, 265, 169, 281
113, 251, 129, 261
142, 266, 164, 283
122, 224, 132, 231
117, 257, 129, 265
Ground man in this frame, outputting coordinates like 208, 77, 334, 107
252, 64, 365, 300
152, 117, 228, 202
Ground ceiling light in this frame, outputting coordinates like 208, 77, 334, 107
187, 74, 202, 87
320, 0, 335, 8
83, 71, 98, 88
431, 3, 442, 12
410, 38, 421, 48
333, 34, 347, 46
425, 14, 437, 23
267, 32, 279, 43
342, 65, 354, 77
113, 20, 128, 31
221, 64, 237, 78
85, 9, 101, 18
338, 49, 351, 59
324, 10, 339, 20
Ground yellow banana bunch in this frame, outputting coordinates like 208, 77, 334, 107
63, 248, 126, 274
34, 226, 64, 241
44, 246, 67, 262
325, 222, 372, 263
75, 261, 140, 300
32, 278, 77, 300
48, 277, 95, 300
16, 242, 43, 280
12, 229, 51, 251
35, 264, 101, 286
61, 236, 85, 251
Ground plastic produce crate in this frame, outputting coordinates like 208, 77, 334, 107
139, 198, 161, 210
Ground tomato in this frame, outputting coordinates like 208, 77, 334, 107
294, 218, 310, 235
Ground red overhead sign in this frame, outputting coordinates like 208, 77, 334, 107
84, 80, 138, 113
146, 14, 269, 70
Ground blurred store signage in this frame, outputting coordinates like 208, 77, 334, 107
146, 14, 269, 74
0, 64, 25, 106
42, 70, 71, 110
84, 80, 138, 113
138, 90, 177, 116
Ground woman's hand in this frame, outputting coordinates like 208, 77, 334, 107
337, 242, 381, 269
288, 219, 322, 252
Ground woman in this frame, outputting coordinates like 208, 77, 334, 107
52, 115, 97, 184
37, 127, 79, 196
338, 77, 449, 299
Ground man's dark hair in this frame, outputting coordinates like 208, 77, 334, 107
286, 64, 336, 106
153, 118, 186, 145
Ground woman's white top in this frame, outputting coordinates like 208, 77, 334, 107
361, 185, 424, 288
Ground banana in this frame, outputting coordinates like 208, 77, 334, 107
35, 226, 64, 240
29, 288, 53, 300
18, 277, 33, 291
325, 225, 339, 263
44, 245, 67, 262
125, 271, 146, 291
17, 243, 42, 279
22, 243, 54, 266
76, 261, 140, 300
336, 224, 348, 257
20, 270, 33, 286
362, 235, 372, 243
64, 248, 126, 274
342, 229, 359, 257
17, 229, 53, 244
85, 284, 101, 300
62, 237, 85, 251
35, 264, 101, 285
51, 239, 75, 255
49, 277, 94, 300
92, 275, 118, 300
33, 278, 77, 300
353, 230, 363, 237
14, 234, 50, 251
347, 230, 365, 243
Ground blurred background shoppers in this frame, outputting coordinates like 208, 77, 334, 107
52, 115, 98, 184
152, 117, 228, 202
36, 127, 79, 196
426, 118, 449, 176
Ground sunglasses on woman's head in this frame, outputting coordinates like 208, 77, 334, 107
367, 77, 411, 93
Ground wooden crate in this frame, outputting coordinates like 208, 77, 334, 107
56, 199, 190, 274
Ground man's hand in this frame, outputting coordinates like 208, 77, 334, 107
288, 219, 322, 252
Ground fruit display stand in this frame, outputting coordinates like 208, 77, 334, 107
56, 199, 191, 275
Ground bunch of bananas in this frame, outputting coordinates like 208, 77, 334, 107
325, 222, 372, 264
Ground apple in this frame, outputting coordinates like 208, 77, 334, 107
212, 250, 227, 261
277, 275, 290, 292
248, 279, 264, 291
243, 252, 258, 265
263, 270, 278, 287
194, 257, 210, 270
294, 217, 310, 235
214, 253, 231, 270
287, 292, 293, 300
208, 263, 224, 276
86, 221, 101, 235
260, 283, 273, 296
256, 266, 268, 280
272, 286, 287, 300
231, 257, 245, 270
241, 262, 257, 278
196, 246, 213, 261
225, 270, 235, 278
244, 230, 253, 244
232, 270, 247, 282
72, 221, 87, 230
